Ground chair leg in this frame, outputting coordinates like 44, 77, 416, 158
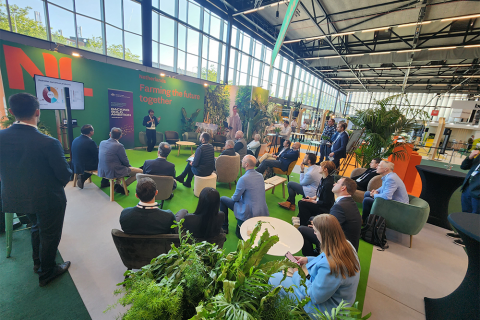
5, 212, 13, 258
122, 178, 129, 196
228, 182, 231, 190
234, 180, 237, 185
88, 176, 92, 183
160, 200, 164, 209
410, 235, 412, 248
282, 182, 285, 198
73, 174, 78, 187
110, 180, 115, 202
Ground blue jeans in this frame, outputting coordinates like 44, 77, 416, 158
220, 196, 244, 238
362, 191, 375, 222
461, 191, 480, 214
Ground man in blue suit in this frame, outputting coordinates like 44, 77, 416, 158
0, 93, 72, 286
71, 124, 106, 189
256, 141, 300, 175
220, 155, 269, 238
98, 128, 142, 194
362, 160, 409, 223
142, 109, 161, 152
329, 122, 349, 169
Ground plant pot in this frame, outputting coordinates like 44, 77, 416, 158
320, 140, 328, 145
293, 110, 299, 118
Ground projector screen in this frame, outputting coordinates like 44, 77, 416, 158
34, 75, 85, 110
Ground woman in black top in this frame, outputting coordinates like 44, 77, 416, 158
297, 161, 336, 226
175, 187, 225, 242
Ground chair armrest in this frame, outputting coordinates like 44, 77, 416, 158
371, 197, 430, 235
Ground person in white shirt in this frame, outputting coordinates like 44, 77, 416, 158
278, 153, 322, 211
300, 121, 307, 142
291, 119, 298, 133
247, 134, 261, 157
278, 120, 292, 153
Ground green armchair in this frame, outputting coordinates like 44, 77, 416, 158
182, 132, 199, 144
371, 195, 430, 248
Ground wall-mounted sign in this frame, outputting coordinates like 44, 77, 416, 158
431, 110, 439, 116
451, 100, 480, 110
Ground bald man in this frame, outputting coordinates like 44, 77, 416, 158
220, 155, 269, 238
256, 141, 300, 175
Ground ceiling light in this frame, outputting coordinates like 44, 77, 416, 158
305, 36, 326, 41
324, 56, 340, 59
428, 46, 457, 50
421, 65, 443, 68
330, 32, 355, 37
448, 64, 472, 67
243, 7, 264, 14
464, 44, 480, 48
466, 75, 480, 78
283, 39, 301, 43
369, 52, 391, 55
398, 21, 432, 28
441, 14, 480, 22
397, 49, 421, 53
362, 27, 390, 33
160, 73, 165, 77
376, 67, 391, 70
322, 69, 334, 72
72, 52, 81, 57
304, 57, 321, 60
343, 54, 364, 57
204, 83, 208, 87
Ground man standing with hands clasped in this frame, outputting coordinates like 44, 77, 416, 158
448, 149, 480, 247
143, 109, 161, 152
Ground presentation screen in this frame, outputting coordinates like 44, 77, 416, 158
34, 75, 85, 110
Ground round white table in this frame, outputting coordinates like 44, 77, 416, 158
240, 216, 304, 256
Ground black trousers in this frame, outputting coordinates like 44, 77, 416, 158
146, 129, 156, 152
179, 163, 201, 183
0, 181, 30, 231
26, 202, 66, 281
298, 226, 320, 256
297, 200, 331, 226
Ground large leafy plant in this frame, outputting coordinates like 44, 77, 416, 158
350, 94, 428, 168
204, 85, 230, 128
181, 107, 201, 133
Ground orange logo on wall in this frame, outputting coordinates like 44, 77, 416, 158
3, 45, 93, 96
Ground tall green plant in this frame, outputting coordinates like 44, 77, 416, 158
235, 86, 253, 132
350, 94, 428, 168
204, 85, 230, 128
181, 107, 201, 133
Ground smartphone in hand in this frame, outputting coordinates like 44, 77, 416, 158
285, 251, 300, 265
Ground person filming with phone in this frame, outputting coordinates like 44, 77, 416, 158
269, 214, 360, 317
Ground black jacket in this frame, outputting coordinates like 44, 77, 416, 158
175, 209, 225, 239
461, 155, 480, 199
351, 168, 379, 191
120, 206, 175, 235
329, 197, 362, 251
71, 134, 98, 173
143, 158, 176, 178
219, 148, 236, 156
315, 175, 335, 209
192, 143, 215, 176
142, 115, 159, 129
0, 124, 72, 213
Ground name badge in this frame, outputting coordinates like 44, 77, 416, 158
356, 177, 363, 182
472, 171, 478, 176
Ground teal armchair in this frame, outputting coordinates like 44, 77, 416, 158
182, 132, 199, 144
371, 195, 430, 248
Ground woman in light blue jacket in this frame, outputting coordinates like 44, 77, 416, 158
269, 214, 360, 318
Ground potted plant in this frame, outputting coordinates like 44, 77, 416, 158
320, 134, 330, 145
291, 100, 302, 118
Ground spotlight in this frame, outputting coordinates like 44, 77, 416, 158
204, 83, 208, 87
72, 52, 81, 57
160, 73, 165, 77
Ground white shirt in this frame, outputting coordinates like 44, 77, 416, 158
300, 123, 307, 129
15, 121, 37, 129
147, 116, 155, 129
335, 195, 352, 203
280, 125, 292, 140
136, 201, 159, 209
291, 120, 297, 128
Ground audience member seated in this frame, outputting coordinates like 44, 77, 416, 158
219, 140, 236, 156
299, 177, 362, 255
234, 131, 247, 160
297, 161, 336, 226
120, 178, 175, 235
278, 153, 322, 211
269, 214, 360, 318
175, 187, 225, 241
256, 142, 300, 176
98, 127, 142, 194
220, 155, 269, 238
71, 124, 106, 189
277, 120, 292, 153
258, 140, 291, 164
362, 160, 409, 224
176, 132, 215, 188
142, 142, 176, 193
247, 134, 261, 156
351, 158, 380, 191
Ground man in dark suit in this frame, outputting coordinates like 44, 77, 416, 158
219, 140, 236, 156
71, 124, 104, 189
256, 141, 300, 175
329, 122, 349, 169
0, 93, 72, 287
120, 178, 175, 235
298, 177, 362, 255
142, 109, 161, 152
351, 158, 381, 191
98, 127, 142, 194
142, 142, 176, 191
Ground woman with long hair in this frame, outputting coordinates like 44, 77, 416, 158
269, 214, 360, 317
175, 187, 225, 240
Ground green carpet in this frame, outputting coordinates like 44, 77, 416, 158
90, 147, 374, 311
0, 229, 90, 319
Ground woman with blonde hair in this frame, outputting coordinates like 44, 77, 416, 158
269, 214, 360, 317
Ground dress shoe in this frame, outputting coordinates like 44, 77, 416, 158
13, 221, 22, 230
77, 175, 84, 189
289, 204, 296, 211
446, 232, 461, 239
278, 201, 292, 209
453, 239, 465, 247
175, 175, 185, 183
34, 264, 40, 273
222, 227, 229, 234
183, 181, 191, 188
100, 178, 110, 188
39, 261, 71, 287
115, 184, 126, 195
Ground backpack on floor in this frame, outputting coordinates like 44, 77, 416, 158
361, 214, 388, 251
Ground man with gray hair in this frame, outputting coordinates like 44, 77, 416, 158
98, 127, 143, 194
142, 142, 177, 192
234, 131, 247, 161
361, 160, 409, 224
220, 155, 269, 238
219, 140, 236, 156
